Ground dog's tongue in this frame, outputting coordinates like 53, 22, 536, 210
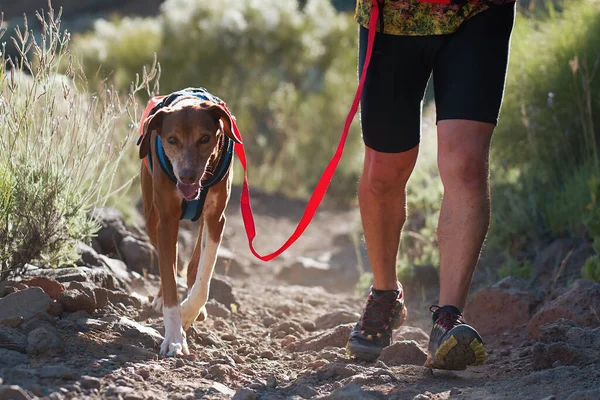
177, 182, 200, 200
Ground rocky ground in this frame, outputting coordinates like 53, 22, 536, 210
1, 189, 599, 400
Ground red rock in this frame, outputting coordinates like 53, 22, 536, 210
464, 276, 538, 335
527, 279, 600, 339
26, 276, 65, 300
59, 289, 97, 315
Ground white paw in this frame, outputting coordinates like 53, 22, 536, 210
160, 306, 190, 357
151, 296, 163, 313
180, 299, 206, 331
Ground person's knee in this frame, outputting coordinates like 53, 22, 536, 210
361, 149, 418, 197
438, 149, 488, 192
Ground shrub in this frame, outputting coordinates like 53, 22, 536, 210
489, 0, 600, 250
0, 6, 158, 280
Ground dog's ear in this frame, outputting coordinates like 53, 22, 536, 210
139, 110, 166, 159
207, 104, 242, 144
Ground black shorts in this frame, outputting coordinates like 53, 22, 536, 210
359, 3, 516, 153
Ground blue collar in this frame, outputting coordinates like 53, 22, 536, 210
142, 88, 234, 221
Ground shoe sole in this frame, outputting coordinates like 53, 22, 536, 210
345, 304, 408, 362
424, 327, 487, 370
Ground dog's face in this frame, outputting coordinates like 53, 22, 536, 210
139, 102, 241, 200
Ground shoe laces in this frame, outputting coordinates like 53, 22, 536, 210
360, 291, 399, 337
429, 305, 466, 331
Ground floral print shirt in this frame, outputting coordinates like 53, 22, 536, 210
355, 0, 490, 36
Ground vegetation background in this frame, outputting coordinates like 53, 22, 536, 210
0, 0, 598, 285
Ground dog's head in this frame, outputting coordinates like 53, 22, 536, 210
139, 101, 241, 200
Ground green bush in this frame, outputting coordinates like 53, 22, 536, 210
0, 8, 157, 280
581, 255, 600, 283
73, 0, 362, 202
489, 0, 600, 250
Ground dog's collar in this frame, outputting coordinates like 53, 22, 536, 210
142, 87, 234, 221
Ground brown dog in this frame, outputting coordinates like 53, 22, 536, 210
138, 93, 241, 356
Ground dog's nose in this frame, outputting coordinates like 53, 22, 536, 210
178, 169, 197, 185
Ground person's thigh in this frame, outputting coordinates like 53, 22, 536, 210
433, 3, 516, 125
359, 26, 444, 153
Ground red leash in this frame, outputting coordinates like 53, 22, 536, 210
229, 1, 381, 262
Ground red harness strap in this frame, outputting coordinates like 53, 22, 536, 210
227, 0, 381, 262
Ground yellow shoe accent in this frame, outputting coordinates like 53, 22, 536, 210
435, 335, 458, 362
470, 339, 487, 365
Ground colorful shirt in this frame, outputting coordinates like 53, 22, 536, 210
355, 0, 490, 36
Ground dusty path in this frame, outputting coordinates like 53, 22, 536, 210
0, 190, 599, 399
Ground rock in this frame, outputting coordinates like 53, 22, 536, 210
75, 318, 111, 333
315, 311, 360, 330
26, 327, 63, 356
0, 327, 26, 353
100, 256, 140, 285
75, 242, 104, 268
0, 317, 23, 329
0, 286, 19, 298
528, 279, 600, 339
38, 364, 76, 379
94, 288, 109, 309
31, 267, 117, 290
110, 317, 163, 348
47, 301, 64, 317
295, 384, 319, 399
215, 247, 249, 278
0, 287, 51, 321
532, 238, 592, 289
277, 257, 332, 287
232, 388, 257, 400
262, 316, 277, 328
63, 310, 91, 322
59, 289, 96, 315
328, 383, 386, 399
0, 385, 31, 400
25, 277, 65, 301
465, 276, 538, 335
566, 388, 600, 400
0, 349, 28, 367
205, 299, 231, 319
20, 316, 57, 335
270, 321, 305, 339
301, 320, 317, 331
79, 376, 101, 389
209, 277, 239, 310
393, 326, 430, 344
379, 340, 427, 366
531, 319, 600, 370
288, 324, 352, 352
107, 290, 142, 309
91, 207, 127, 255
119, 236, 159, 275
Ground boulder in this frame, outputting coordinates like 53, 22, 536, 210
91, 207, 127, 255
315, 311, 360, 330
59, 289, 96, 315
528, 279, 600, 339
0, 288, 51, 321
287, 324, 352, 352
118, 236, 159, 275
25, 277, 65, 301
465, 276, 539, 335
209, 277, 239, 310
26, 327, 64, 356
379, 340, 427, 366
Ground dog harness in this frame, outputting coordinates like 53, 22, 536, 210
138, 87, 234, 221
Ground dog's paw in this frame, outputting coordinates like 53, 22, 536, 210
180, 300, 206, 331
151, 296, 164, 314
160, 306, 190, 357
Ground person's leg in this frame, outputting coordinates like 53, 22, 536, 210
359, 146, 418, 292
347, 26, 443, 361
437, 120, 493, 309
425, 2, 516, 370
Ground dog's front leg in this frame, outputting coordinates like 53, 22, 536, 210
180, 213, 225, 331
156, 200, 189, 357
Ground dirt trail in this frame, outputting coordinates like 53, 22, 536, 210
0, 190, 599, 399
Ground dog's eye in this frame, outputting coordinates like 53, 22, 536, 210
199, 135, 211, 145
167, 137, 178, 145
